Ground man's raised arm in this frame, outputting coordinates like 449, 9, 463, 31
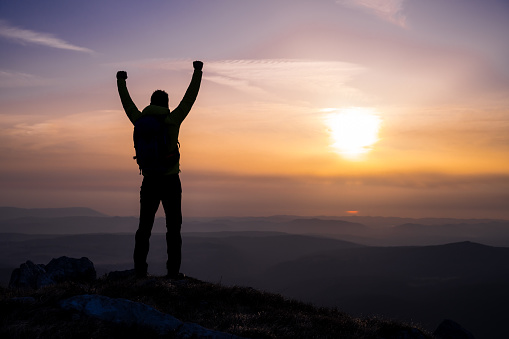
168, 61, 203, 124
116, 71, 141, 124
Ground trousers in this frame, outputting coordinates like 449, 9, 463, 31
133, 174, 182, 276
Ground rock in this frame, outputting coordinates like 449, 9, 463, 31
178, 321, 243, 338
60, 294, 181, 335
9, 260, 53, 289
433, 319, 476, 339
45, 256, 96, 283
9, 256, 96, 289
60, 294, 245, 338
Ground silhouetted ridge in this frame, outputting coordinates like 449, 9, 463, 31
0, 207, 107, 220
285, 218, 368, 235
0, 215, 138, 234
438, 240, 489, 248
394, 222, 509, 236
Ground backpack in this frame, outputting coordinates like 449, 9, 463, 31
133, 115, 180, 175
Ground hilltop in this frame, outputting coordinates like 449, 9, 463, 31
1, 271, 430, 339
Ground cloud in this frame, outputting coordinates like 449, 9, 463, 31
203, 59, 365, 103
337, 0, 407, 27
113, 58, 367, 104
0, 70, 50, 88
0, 109, 136, 185
205, 59, 363, 92
0, 19, 94, 53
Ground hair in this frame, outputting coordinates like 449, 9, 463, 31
150, 90, 169, 108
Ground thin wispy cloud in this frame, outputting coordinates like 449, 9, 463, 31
115, 58, 366, 102
0, 19, 94, 53
0, 110, 128, 155
338, 0, 407, 27
0, 70, 50, 88
184, 59, 362, 96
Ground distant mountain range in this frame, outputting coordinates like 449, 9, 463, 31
3, 206, 508, 247
0, 207, 107, 220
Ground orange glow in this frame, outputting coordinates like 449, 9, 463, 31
346, 211, 359, 215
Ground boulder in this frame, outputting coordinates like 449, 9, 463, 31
60, 294, 244, 338
60, 294, 181, 335
433, 319, 476, 339
9, 260, 53, 289
45, 256, 96, 283
9, 256, 96, 289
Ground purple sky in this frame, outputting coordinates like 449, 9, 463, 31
1, 0, 508, 218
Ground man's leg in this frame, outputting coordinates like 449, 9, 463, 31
161, 174, 183, 277
133, 176, 160, 276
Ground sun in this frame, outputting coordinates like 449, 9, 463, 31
324, 107, 382, 160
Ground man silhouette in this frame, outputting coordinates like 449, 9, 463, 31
116, 61, 203, 278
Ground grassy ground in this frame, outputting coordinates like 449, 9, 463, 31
0, 274, 431, 338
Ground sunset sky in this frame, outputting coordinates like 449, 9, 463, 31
1, 0, 508, 218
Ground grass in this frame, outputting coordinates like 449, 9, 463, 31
0, 274, 431, 338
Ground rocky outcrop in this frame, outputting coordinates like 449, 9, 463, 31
9, 256, 96, 289
8, 260, 51, 289
60, 294, 244, 339
45, 256, 96, 282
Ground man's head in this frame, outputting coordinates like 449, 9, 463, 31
150, 90, 169, 108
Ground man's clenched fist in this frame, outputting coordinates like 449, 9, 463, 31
116, 71, 127, 80
193, 61, 203, 71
